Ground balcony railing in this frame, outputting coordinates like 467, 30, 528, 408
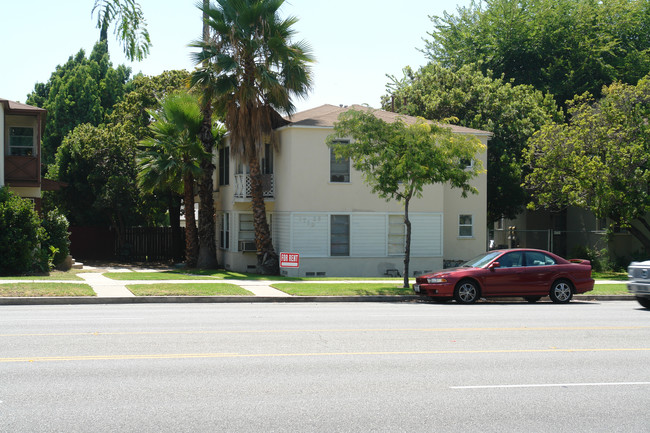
234, 173, 274, 199
5, 155, 39, 186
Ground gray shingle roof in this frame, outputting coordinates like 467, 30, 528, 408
284, 104, 492, 136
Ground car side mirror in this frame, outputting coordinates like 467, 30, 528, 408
489, 262, 500, 270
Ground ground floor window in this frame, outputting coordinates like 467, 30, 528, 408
330, 214, 350, 256
388, 214, 405, 255
220, 213, 230, 249
239, 213, 254, 240
459, 214, 473, 238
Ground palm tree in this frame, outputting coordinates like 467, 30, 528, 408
192, 0, 314, 274
92, 0, 151, 61
138, 92, 209, 268
195, 0, 219, 270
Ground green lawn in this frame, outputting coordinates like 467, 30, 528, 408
126, 283, 253, 296
0, 283, 95, 297
271, 283, 413, 296
591, 271, 627, 280
0, 270, 84, 281
589, 284, 628, 295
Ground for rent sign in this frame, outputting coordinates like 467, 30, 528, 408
280, 252, 300, 268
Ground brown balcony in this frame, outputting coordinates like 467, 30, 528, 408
5, 155, 40, 186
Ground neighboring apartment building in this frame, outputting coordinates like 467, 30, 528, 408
0, 98, 47, 212
214, 104, 491, 277
492, 208, 641, 260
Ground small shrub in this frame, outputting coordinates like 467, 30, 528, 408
570, 246, 614, 272
0, 187, 46, 275
41, 208, 70, 266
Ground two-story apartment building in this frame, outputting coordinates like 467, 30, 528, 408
214, 104, 491, 277
0, 98, 47, 212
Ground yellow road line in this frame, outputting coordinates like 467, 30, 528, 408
2, 325, 648, 338
2, 348, 650, 363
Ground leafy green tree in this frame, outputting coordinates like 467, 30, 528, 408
524, 76, 650, 251
92, 0, 151, 61
328, 108, 485, 288
384, 63, 562, 222
108, 70, 191, 140
138, 92, 212, 268
425, 0, 650, 106
47, 123, 143, 252
0, 187, 46, 275
26, 42, 131, 164
191, 0, 314, 274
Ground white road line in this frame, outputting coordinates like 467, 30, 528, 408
451, 382, 650, 389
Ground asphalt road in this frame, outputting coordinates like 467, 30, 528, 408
1, 301, 649, 432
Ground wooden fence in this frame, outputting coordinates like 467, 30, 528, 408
70, 226, 185, 262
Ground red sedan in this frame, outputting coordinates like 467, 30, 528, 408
413, 248, 594, 304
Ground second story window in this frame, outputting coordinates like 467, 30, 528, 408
218, 146, 229, 186
262, 143, 273, 175
330, 140, 350, 183
9, 126, 35, 156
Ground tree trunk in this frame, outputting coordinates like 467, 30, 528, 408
403, 196, 412, 289
628, 220, 650, 253
196, 108, 218, 269
248, 152, 278, 275
168, 190, 182, 262
184, 174, 199, 268
196, 2, 218, 269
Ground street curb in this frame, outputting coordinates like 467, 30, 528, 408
0, 295, 635, 306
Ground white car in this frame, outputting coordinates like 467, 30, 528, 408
627, 261, 650, 309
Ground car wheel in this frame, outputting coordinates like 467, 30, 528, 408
454, 280, 479, 304
524, 296, 542, 303
636, 296, 650, 309
549, 280, 573, 303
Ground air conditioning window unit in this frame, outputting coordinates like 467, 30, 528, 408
239, 240, 257, 252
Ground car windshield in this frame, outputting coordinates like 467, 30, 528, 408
462, 251, 503, 268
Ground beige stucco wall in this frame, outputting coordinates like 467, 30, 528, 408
8, 186, 41, 198
442, 134, 489, 262
214, 124, 489, 276
273, 126, 446, 213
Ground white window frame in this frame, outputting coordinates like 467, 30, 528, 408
220, 213, 230, 249
329, 140, 350, 183
387, 214, 405, 256
330, 214, 350, 256
8, 125, 35, 156
238, 213, 255, 242
458, 214, 474, 238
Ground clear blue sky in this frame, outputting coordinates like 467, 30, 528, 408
1, 0, 469, 113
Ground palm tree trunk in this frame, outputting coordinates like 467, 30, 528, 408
184, 174, 199, 268
196, 0, 218, 269
248, 152, 278, 275
196, 110, 217, 269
